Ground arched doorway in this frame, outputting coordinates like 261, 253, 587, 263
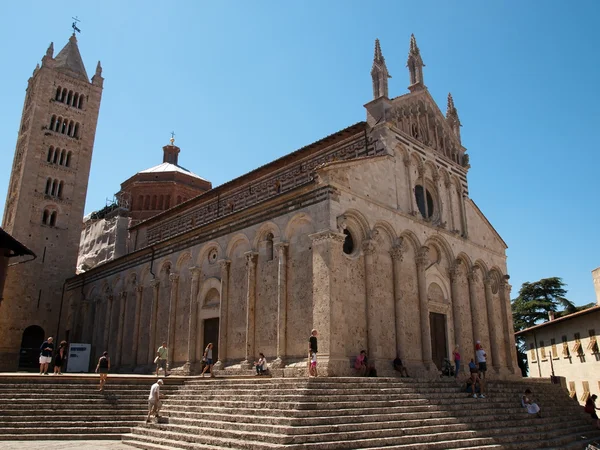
18, 325, 45, 371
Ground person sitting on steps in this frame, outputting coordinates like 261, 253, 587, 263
522, 388, 542, 418
255, 353, 268, 376
393, 354, 409, 377
465, 376, 485, 398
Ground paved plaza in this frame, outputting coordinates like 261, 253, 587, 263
3, 441, 132, 449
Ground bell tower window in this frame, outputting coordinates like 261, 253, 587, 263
415, 184, 434, 220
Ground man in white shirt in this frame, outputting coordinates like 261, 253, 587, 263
475, 343, 487, 379
146, 379, 163, 423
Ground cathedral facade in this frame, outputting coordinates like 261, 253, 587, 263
2, 33, 519, 378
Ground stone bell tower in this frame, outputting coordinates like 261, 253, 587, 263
0, 33, 103, 370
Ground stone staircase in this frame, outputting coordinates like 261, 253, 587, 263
122, 377, 600, 450
0, 374, 184, 440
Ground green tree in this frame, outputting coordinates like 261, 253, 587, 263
511, 277, 575, 376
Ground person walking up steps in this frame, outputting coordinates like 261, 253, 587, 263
53, 340, 67, 375
308, 329, 318, 377
146, 379, 164, 423
95, 351, 110, 391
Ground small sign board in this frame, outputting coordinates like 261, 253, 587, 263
66, 343, 91, 373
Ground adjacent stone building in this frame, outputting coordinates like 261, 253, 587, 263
0, 34, 103, 370
61, 36, 519, 378
515, 304, 600, 405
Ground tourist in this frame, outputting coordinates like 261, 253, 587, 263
452, 345, 461, 378
475, 342, 487, 379
39, 336, 54, 375
146, 379, 164, 423
468, 358, 478, 382
155, 341, 168, 377
308, 329, 318, 376
393, 354, 409, 377
255, 353, 267, 376
53, 340, 68, 375
522, 389, 541, 418
95, 351, 110, 391
201, 343, 215, 377
584, 394, 600, 429
465, 377, 485, 398
309, 351, 318, 377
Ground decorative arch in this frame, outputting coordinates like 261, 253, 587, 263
398, 229, 421, 252
253, 221, 282, 249
158, 260, 173, 278
226, 233, 251, 259
424, 235, 454, 267
197, 277, 221, 307
424, 160, 438, 180
111, 275, 123, 294
101, 281, 112, 298
372, 220, 397, 248
138, 265, 151, 286
472, 259, 489, 278
125, 272, 138, 290
283, 212, 314, 242
85, 285, 99, 302
175, 251, 192, 271
336, 209, 370, 241
196, 241, 223, 267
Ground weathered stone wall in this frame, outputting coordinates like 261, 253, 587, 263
77, 215, 129, 272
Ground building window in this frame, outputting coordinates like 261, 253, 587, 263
573, 333, 583, 356
42, 209, 49, 225
581, 381, 590, 402
529, 342, 536, 362
265, 233, 274, 261
65, 151, 72, 167
55, 87, 62, 101
550, 338, 558, 358
158, 195, 164, 210
562, 335, 570, 357
45, 178, 52, 195
568, 381, 576, 399
165, 195, 171, 209
415, 184, 434, 219
49, 211, 57, 227
540, 341, 547, 360
151, 195, 157, 210
343, 229, 354, 255
588, 329, 598, 353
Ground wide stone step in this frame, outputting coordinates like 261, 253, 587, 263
0, 426, 132, 435
0, 433, 124, 441
123, 434, 245, 450
1, 408, 146, 416
0, 415, 143, 423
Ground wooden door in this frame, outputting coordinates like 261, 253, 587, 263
202, 318, 219, 361
429, 312, 448, 371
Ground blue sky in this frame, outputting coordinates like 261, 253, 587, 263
1, 1, 599, 306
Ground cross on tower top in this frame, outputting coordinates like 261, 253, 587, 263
170, 131, 175, 145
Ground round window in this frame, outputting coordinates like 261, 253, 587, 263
343, 229, 354, 255
208, 248, 218, 264
415, 185, 434, 219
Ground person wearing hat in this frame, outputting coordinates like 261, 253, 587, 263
146, 379, 164, 423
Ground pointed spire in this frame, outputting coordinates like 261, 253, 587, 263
371, 39, 391, 99
46, 42, 54, 58
95, 61, 103, 77
406, 34, 426, 92
446, 93, 462, 143
54, 34, 89, 82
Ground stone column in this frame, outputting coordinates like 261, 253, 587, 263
131, 286, 143, 367
214, 260, 230, 370
147, 280, 160, 364
362, 239, 376, 360
458, 187, 469, 238
241, 252, 258, 369
500, 279, 517, 373
102, 295, 113, 353
484, 276, 499, 371
272, 242, 289, 368
115, 292, 127, 367
468, 269, 481, 360
167, 273, 179, 367
403, 155, 414, 215
309, 230, 346, 376
445, 180, 455, 231
416, 246, 433, 368
449, 262, 464, 375
390, 243, 405, 360
185, 266, 202, 372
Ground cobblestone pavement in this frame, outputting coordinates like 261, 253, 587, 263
3, 441, 133, 449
